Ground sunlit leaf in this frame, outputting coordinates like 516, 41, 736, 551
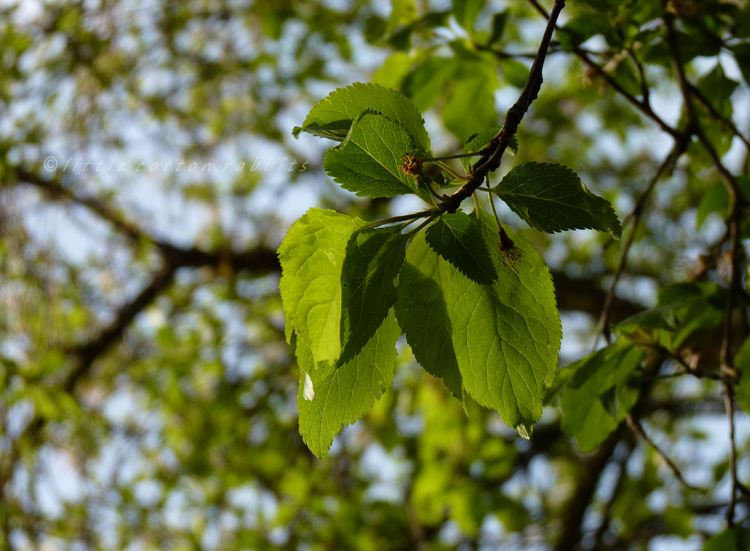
560, 340, 644, 452
278, 208, 366, 364
396, 209, 561, 434
323, 111, 422, 199
293, 82, 431, 155
493, 162, 622, 238
296, 309, 400, 458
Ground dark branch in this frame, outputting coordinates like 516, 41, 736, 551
626, 413, 705, 492
63, 243, 280, 392
554, 427, 622, 551
595, 143, 686, 346
63, 262, 177, 391
14, 169, 144, 242
441, 0, 566, 212
527, 0, 682, 140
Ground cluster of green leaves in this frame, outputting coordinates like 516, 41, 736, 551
549, 280, 732, 452
7, 0, 750, 549
281, 83, 622, 457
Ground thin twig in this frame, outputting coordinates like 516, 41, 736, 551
664, 11, 743, 212
441, 0, 566, 212
594, 218, 637, 349
695, 125, 744, 212
659, 347, 735, 384
527, 0, 682, 140
724, 382, 738, 527
626, 414, 705, 492
422, 152, 479, 162
628, 47, 650, 110
592, 443, 634, 547
473, 42, 558, 60
687, 82, 750, 152
721, 219, 741, 527
720, 220, 741, 372
594, 145, 684, 348
665, 13, 745, 527
361, 210, 438, 231
14, 169, 144, 242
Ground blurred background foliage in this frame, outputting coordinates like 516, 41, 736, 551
1, 0, 750, 549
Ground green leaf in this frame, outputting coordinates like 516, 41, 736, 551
403, 57, 456, 112
697, 64, 738, 120
560, 340, 644, 452
323, 111, 421, 199
371, 52, 415, 89
502, 59, 530, 89
422, 173, 452, 190
389, 21, 414, 51
612, 305, 680, 334
734, 3, 750, 38
730, 43, 750, 87
395, 239, 464, 402
493, 162, 622, 238
487, 10, 508, 46
610, 57, 642, 97
339, 226, 407, 364
558, 14, 611, 51
696, 64, 739, 156
614, 282, 725, 348
461, 126, 518, 172
278, 208, 366, 365
424, 211, 497, 284
386, 0, 417, 36
703, 528, 750, 551
364, 15, 388, 43
677, 27, 721, 61
453, 0, 485, 32
598, 385, 620, 420
696, 182, 729, 229
442, 62, 499, 142
293, 82, 431, 154
396, 209, 561, 433
296, 309, 400, 458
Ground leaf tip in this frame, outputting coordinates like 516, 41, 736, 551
515, 421, 534, 440
610, 220, 623, 240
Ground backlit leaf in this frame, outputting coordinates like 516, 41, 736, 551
292, 82, 431, 154
442, 62, 499, 142
396, 209, 561, 433
493, 162, 622, 238
278, 208, 366, 365
424, 211, 497, 284
560, 340, 644, 452
296, 309, 400, 458
323, 111, 422, 199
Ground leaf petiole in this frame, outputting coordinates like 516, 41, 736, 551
487, 176, 503, 233
472, 192, 482, 219
422, 152, 483, 162
405, 212, 439, 238
360, 209, 435, 232
436, 161, 468, 182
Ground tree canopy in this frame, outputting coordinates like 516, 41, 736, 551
2, 0, 750, 550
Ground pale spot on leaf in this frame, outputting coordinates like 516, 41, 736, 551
303, 373, 315, 401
